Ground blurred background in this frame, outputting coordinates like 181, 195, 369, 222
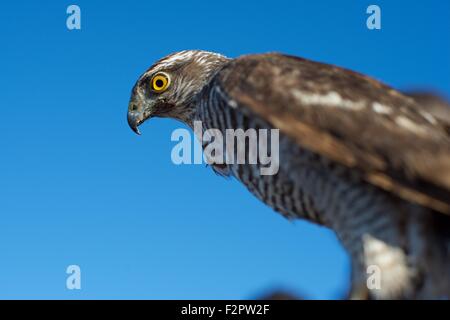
0, 0, 448, 299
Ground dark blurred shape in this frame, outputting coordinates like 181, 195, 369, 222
405, 91, 450, 124
256, 290, 304, 300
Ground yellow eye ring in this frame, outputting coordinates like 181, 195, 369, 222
151, 73, 170, 92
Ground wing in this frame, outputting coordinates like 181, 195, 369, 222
405, 91, 450, 125
214, 53, 450, 214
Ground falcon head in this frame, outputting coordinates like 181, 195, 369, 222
127, 50, 229, 134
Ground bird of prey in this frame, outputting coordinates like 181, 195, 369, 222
127, 50, 450, 299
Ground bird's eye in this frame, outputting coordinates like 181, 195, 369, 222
151, 73, 170, 92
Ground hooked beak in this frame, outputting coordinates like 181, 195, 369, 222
127, 111, 142, 135
128, 92, 154, 135
128, 97, 153, 135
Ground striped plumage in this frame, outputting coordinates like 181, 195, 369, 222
127, 50, 450, 299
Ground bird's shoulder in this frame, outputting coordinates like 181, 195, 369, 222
210, 53, 450, 214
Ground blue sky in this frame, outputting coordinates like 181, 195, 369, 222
0, 1, 448, 299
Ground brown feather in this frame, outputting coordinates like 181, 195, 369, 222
215, 53, 450, 214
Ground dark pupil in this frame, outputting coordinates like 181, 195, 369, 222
155, 79, 164, 88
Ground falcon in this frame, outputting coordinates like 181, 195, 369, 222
127, 50, 450, 299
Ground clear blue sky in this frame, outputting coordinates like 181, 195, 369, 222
0, 1, 449, 299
